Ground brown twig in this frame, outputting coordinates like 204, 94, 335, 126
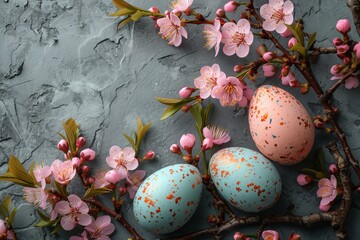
85, 198, 143, 240
321, 71, 355, 100
347, 0, 360, 37
310, 47, 337, 55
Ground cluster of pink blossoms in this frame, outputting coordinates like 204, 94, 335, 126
233, 230, 300, 240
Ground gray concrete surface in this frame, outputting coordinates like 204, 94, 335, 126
1, 0, 360, 239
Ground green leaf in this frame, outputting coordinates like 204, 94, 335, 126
301, 168, 327, 179
62, 118, 80, 153
8, 208, 16, 224
286, 25, 301, 45
2, 195, 11, 214
307, 32, 317, 50
295, 22, 304, 46
291, 43, 307, 57
117, 16, 132, 28
83, 184, 112, 199
136, 122, 152, 151
37, 210, 50, 221
316, 148, 327, 173
34, 219, 53, 227
203, 103, 212, 127
160, 103, 185, 120
110, 8, 135, 17
112, 0, 138, 10
190, 103, 204, 140
156, 97, 197, 106
54, 181, 68, 197
131, 10, 145, 21
0, 156, 36, 187
50, 225, 62, 234
123, 133, 136, 150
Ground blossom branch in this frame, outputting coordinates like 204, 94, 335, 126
85, 198, 143, 240
321, 71, 357, 100
347, 0, 360, 37
310, 47, 337, 55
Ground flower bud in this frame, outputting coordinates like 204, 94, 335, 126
119, 186, 127, 195
180, 133, 196, 154
183, 154, 192, 163
171, 8, 182, 17
179, 87, 195, 98
314, 119, 324, 129
296, 174, 313, 186
288, 37, 297, 48
256, 44, 268, 57
149, 6, 160, 13
281, 66, 290, 77
343, 57, 351, 64
57, 139, 69, 153
80, 148, 96, 161
233, 64, 245, 73
82, 165, 89, 174
336, 44, 350, 55
354, 42, 360, 61
300, 83, 310, 94
332, 37, 343, 46
216, 8, 225, 18
319, 203, 331, 212
262, 64, 276, 77
280, 27, 293, 38
288, 232, 301, 240
234, 232, 247, 240
71, 157, 81, 167
76, 137, 86, 149
336, 19, 351, 34
143, 150, 156, 160
263, 51, 275, 62
181, 104, 192, 112
224, 1, 239, 12
170, 144, 182, 154
329, 164, 339, 174
330, 64, 341, 75
202, 138, 213, 151
88, 177, 95, 185
105, 170, 121, 184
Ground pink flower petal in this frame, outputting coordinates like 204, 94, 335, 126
245, 32, 254, 45
237, 97, 248, 107
269, 0, 284, 9
127, 187, 137, 199
170, 13, 181, 26
283, 14, 294, 25
276, 23, 287, 34
180, 27, 188, 39
194, 76, 205, 89
200, 88, 212, 99
122, 147, 135, 160
109, 146, 122, 157
172, 33, 182, 47
101, 224, 116, 236
223, 44, 237, 56
133, 170, 147, 180
126, 158, 139, 171
68, 195, 83, 210
203, 127, 212, 139
236, 44, 250, 58
260, 4, 273, 19
345, 77, 359, 89
105, 157, 116, 169
118, 167, 128, 179
61, 215, 76, 231
237, 19, 250, 33
263, 19, 277, 32
330, 175, 337, 187
78, 214, 92, 226
283, 0, 294, 14
55, 201, 71, 215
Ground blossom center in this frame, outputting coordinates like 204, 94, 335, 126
272, 9, 285, 23
115, 156, 127, 168
232, 32, 246, 46
164, 25, 180, 41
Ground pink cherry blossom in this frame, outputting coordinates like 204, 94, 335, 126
157, 14, 188, 47
336, 19, 351, 34
329, 164, 339, 174
233, 232, 246, 240
55, 195, 92, 231
143, 150, 156, 160
106, 146, 138, 179
262, 230, 280, 240
202, 126, 230, 150
70, 231, 89, 240
179, 87, 195, 98
170, 144, 182, 154
172, 0, 193, 12
221, 19, 254, 58
260, 0, 294, 34
330, 73, 359, 89
57, 139, 69, 153
80, 148, 96, 161
194, 64, 226, 99
288, 37, 297, 48
51, 159, 76, 185
105, 169, 122, 184
33, 164, 51, 189
319, 202, 331, 212
224, 1, 239, 13
203, 20, 222, 56
238, 83, 254, 107
317, 175, 338, 206
296, 174, 313, 186
85, 215, 115, 240
262, 64, 277, 77
76, 136, 86, 149
94, 171, 110, 189
180, 133, 196, 153
23, 187, 48, 210
126, 170, 146, 199
212, 76, 243, 106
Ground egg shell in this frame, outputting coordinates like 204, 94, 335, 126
133, 164, 203, 234
209, 147, 282, 213
248, 85, 315, 165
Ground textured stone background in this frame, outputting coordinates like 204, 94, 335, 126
1, 0, 360, 239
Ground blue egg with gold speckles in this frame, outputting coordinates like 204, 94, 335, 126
209, 147, 282, 213
133, 164, 203, 234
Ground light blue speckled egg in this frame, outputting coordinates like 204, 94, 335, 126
209, 147, 282, 212
133, 164, 203, 234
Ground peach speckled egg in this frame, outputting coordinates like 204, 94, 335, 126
248, 85, 315, 165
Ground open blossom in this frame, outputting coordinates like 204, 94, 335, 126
262, 230, 280, 240
172, 0, 193, 11
260, 0, 294, 33
51, 159, 76, 185
203, 20, 222, 56
221, 19, 254, 58
33, 164, 51, 189
55, 195, 92, 231
70, 231, 88, 240
23, 187, 48, 210
317, 175, 338, 206
194, 64, 226, 99
85, 215, 115, 240
126, 170, 146, 199
157, 14, 188, 47
281, 71, 296, 86
202, 126, 230, 150
330, 73, 359, 89
212, 76, 243, 106
106, 146, 138, 179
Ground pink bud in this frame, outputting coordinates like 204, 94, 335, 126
343, 57, 351, 64
233, 232, 246, 240
262, 230, 280, 240
288, 232, 301, 240
180, 134, 196, 154
57, 139, 69, 153
76, 137, 86, 149
332, 37, 343, 46
233, 65, 245, 73
216, 8, 225, 18
71, 157, 81, 167
280, 27, 293, 38
354, 42, 360, 61
262, 64, 276, 77
296, 174, 313, 186
179, 87, 195, 98
281, 66, 290, 77
288, 37, 297, 48
80, 148, 96, 161
319, 203, 331, 212
330, 64, 341, 75
119, 186, 127, 195
143, 150, 156, 160
171, 8, 182, 17
148, 6, 160, 13
88, 177, 95, 185
202, 138, 213, 151
170, 144, 182, 154
336, 19, 351, 34
263, 52, 275, 62
314, 119, 324, 129
329, 164, 339, 174
336, 44, 350, 55
224, 1, 239, 12
105, 170, 121, 184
